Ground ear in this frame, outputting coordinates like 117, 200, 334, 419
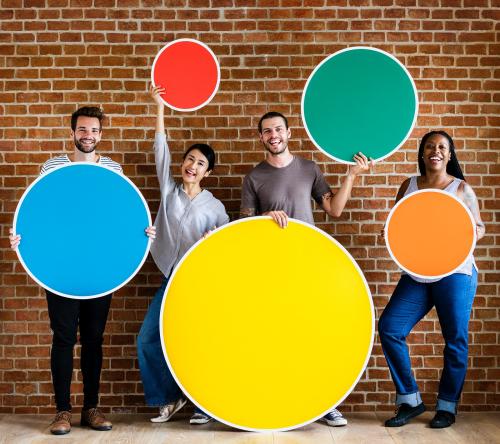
204, 169, 212, 178
258, 132, 264, 143
287, 127, 291, 138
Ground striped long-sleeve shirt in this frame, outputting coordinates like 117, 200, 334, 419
40, 154, 122, 175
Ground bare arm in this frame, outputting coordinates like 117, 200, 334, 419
239, 208, 256, 218
395, 178, 411, 204
459, 182, 485, 240
380, 178, 411, 239
321, 152, 373, 218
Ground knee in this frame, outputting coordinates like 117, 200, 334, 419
52, 329, 77, 348
378, 312, 403, 343
443, 329, 469, 353
378, 312, 390, 338
137, 324, 159, 347
79, 330, 104, 347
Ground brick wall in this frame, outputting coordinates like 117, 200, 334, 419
0, 0, 498, 414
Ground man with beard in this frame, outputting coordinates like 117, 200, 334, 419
9, 107, 151, 435
240, 111, 372, 426
41, 106, 122, 173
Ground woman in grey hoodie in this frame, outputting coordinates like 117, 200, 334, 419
137, 85, 229, 425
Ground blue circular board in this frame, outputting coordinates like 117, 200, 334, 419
13, 163, 151, 298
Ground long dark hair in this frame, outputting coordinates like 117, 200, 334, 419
417, 131, 465, 181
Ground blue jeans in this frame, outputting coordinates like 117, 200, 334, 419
137, 278, 202, 413
378, 270, 477, 414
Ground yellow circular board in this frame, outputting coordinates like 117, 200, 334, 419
160, 218, 374, 431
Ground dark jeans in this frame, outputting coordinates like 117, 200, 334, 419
46, 290, 112, 412
378, 269, 477, 414
137, 278, 203, 414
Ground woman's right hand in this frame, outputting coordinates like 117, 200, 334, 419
9, 228, 20, 250
150, 84, 166, 106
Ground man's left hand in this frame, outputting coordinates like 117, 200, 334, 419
348, 152, 374, 178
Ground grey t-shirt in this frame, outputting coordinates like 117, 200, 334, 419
240, 156, 331, 225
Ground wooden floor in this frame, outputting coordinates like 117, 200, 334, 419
0, 412, 499, 443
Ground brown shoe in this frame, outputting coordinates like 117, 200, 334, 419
50, 410, 72, 435
80, 408, 112, 431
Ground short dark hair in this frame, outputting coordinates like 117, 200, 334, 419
417, 130, 465, 181
183, 143, 216, 172
258, 111, 289, 134
71, 106, 104, 131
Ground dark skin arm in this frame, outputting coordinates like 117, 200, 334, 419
381, 178, 411, 239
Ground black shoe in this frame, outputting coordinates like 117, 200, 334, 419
385, 403, 426, 427
430, 410, 455, 428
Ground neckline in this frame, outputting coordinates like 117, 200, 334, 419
181, 185, 205, 202
265, 155, 295, 170
415, 176, 456, 191
66, 154, 101, 164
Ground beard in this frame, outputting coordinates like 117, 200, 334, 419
264, 140, 287, 156
74, 136, 98, 154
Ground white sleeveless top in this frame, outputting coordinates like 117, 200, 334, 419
402, 176, 476, 283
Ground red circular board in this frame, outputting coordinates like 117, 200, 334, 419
151, 39, 220, 112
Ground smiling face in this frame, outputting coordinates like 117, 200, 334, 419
181, 148, 211, 186
259, 116, 291, 156
422, 134, 451, 173
71, 116, 102, 154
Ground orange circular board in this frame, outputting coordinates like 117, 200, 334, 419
385, 189, 476, 279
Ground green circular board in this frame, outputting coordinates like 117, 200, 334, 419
301, 47, 418, 164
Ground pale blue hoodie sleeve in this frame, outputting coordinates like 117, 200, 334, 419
154, 132, 175, 196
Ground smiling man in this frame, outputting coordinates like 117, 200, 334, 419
40, 107, 121, 173
240, 111, 373, 427
10, 107, 122, 435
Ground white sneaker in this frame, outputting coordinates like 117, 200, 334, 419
189, 412, 213, 425
150, 398, 187, 423
321, 408, 348, 427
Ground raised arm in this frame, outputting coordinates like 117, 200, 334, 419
322, 152, 373, 218
151, 84, 165, 135
150, 84, 175, 195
